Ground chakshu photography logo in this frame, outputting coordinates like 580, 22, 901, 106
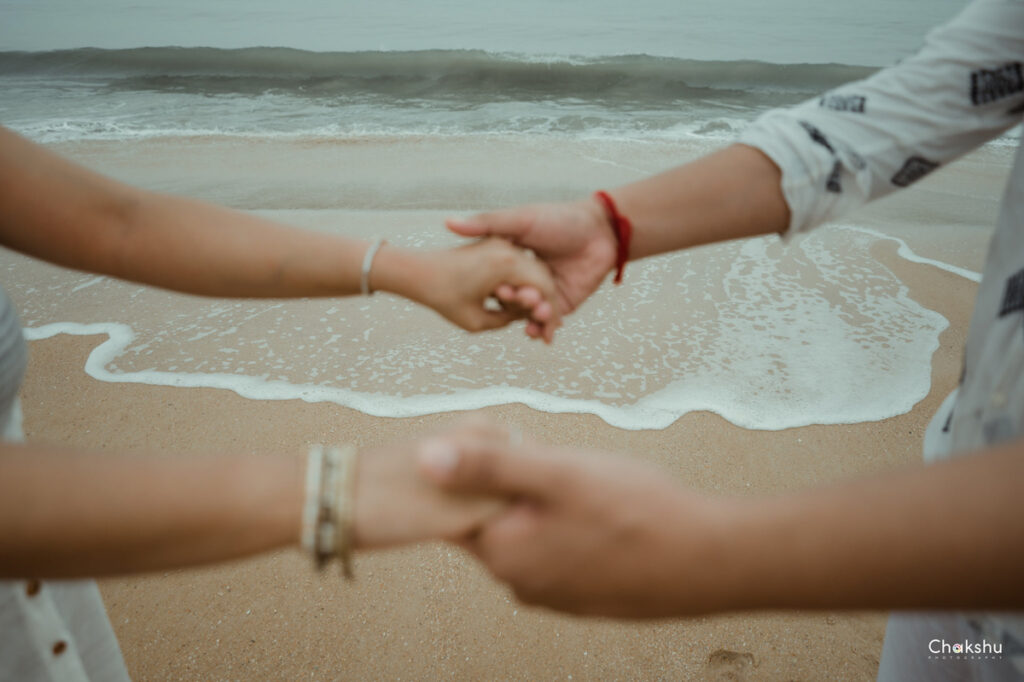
928, 637, 1003, 661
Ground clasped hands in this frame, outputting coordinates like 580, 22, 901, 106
350, 199, 713, 618
403, 195, 617, 343
353, 417, 719, 620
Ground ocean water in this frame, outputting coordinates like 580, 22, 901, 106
0, 0, 996, 430
0, 0, 968, 143
9, 216, 960, 431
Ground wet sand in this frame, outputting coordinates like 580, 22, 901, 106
11, 134, 1004, 679
14, 246, 974, 680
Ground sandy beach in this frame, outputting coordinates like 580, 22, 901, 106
8, 133, 1006, 679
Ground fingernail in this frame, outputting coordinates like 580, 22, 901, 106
418, 438, 458, 477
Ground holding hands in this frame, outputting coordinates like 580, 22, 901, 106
385, 416, 1024, 619
349, 416, 724, 617
446, 197, 618, 341
415, 423, 729, 618
350, 421, 511, 549
354, 418, 747, 618
372, 237, 561, 338
444, 145, 793, 341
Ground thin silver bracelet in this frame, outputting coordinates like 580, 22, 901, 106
360, 238, 387, 296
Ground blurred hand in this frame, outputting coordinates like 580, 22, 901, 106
417, 426, 734, 618
352, 420, 513, 549
419, 237, 561, 342
446, 198, 617, 340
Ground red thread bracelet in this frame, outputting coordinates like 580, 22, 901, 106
593, 190, 632, 284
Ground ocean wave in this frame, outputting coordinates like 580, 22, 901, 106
0, 47, 877, 101
14, 115, 1017, 150
8, 113, 755, 144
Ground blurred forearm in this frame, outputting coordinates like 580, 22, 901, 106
0, 445, 304, 578
712, 441, 1024, 612
0, 125, 371, 299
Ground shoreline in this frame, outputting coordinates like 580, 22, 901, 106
16, 235, 976, 680
8, 218, 977, 433
8, 128, 998, 678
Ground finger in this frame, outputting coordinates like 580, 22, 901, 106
417, 434, 564, 500
495, 292, 534, 319
445, 209, 532, 242
437, 496, 510, 542
468, 503, 547, 582
503, 258, 563, 332
495, 284, 516, 302
541, 321, 556, 345
467, 238, 558, 325
543, 315, 564, 344
514, 286, 542, 309
524, 315, 557, 344
495, 286, 551, 323
531, 300, 552, 323
469, 309, 517, 332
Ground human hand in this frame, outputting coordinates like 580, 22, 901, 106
415, 237, 561, 342
417, 428, 736, 618
352, 421, 512, 549
446, 198, 617, 339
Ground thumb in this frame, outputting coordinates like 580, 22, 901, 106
445, 209, 533, 242
468, 308, 518, 332
417, 436, 558, 500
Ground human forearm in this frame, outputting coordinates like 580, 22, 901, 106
103, 191, 373, 297
711, 443, 1024, 612
0, 422, 513, 579
0, 446, 304, 578
448, 143, 789, 324
426, 425, 1024, 617
605, 143, 789, 261
0, 126, 557, 334
0, 126, 366, 298
106, 193, 448, 302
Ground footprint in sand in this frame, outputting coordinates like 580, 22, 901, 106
704, 649, 756, 680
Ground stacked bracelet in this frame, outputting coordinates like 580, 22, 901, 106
301, 444, 357, 578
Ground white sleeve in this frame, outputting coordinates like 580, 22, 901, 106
739, 0, 1024, 236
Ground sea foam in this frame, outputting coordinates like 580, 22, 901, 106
18, 223, 971, 431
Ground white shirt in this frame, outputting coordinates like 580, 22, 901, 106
740, 0, 1024, 673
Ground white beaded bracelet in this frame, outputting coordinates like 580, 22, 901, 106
301, 444, 357, 577
301, 445, 324, 556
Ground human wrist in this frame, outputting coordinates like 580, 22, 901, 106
705, 494, 817, 612
366, 245, 433, 306
233, 451, 307, 552
591, 191, 633, 284
578, 194, 625, 280
662, 494, 764, 615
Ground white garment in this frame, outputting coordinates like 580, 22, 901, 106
740, 0, 1024, 678
0, 284, 131, 682
879, 613, 1022, 682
